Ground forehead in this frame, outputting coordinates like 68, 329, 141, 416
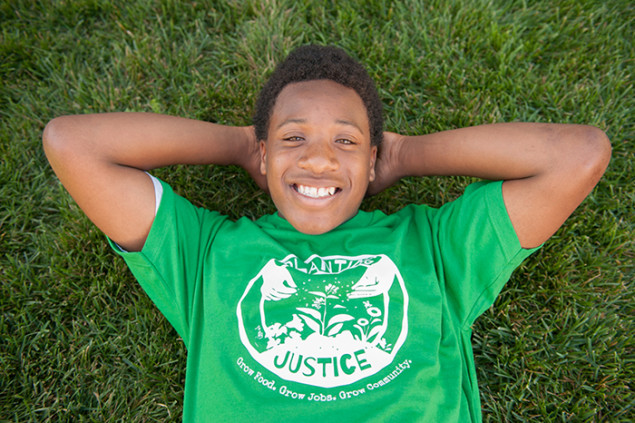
271, 80, 369, 131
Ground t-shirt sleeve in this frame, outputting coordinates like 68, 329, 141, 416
433, 180, 540, 327
107, 178, 228, 347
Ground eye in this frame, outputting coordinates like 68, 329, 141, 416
336, 138, 356, 145
283, 136, 304, 142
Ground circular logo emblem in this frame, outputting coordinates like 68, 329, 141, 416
237, 254, 408, 388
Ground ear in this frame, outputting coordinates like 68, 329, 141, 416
368, 145, 378, 182
259, 140, 267, 175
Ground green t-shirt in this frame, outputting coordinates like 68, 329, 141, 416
111, 179, 538, 422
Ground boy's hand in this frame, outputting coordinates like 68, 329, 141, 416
366, 131, 406, 196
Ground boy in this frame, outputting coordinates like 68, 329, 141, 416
43, 45, 610, 422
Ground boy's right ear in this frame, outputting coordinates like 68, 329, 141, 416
259, 140, 267, 175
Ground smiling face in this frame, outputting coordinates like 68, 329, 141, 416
260, 79, 377, 235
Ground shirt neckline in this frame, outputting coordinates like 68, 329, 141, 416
259, 209, 375, 234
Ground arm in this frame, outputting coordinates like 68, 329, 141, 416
43, 113, 261, 252
370, 123, 611, 248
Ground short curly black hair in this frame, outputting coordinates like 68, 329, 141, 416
254, 45, 383, 146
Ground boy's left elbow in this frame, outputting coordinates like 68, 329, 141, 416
574, 125, 612, 181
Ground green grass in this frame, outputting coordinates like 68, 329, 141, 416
1, 0, 633, 421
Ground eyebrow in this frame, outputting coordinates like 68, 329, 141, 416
276, 118, 306, 129
276, 118, 364, 133
336, 119, 364, 133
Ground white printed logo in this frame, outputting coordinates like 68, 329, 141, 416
237, 254, 409, 388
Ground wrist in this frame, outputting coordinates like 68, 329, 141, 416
398, 133, 439, 177
392, 133, 411, 179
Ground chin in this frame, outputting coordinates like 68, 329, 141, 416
287, 216, 343, 235
293, 222, 337, 235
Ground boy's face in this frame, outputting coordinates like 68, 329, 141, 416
260, 79, 377, 235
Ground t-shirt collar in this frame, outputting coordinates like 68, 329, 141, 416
258, 209, 373, 234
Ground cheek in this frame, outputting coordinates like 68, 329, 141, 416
264, 154, 289, 188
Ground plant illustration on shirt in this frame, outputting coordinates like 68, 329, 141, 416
257, 276, 390, 352
354, 301, 389, 349
296, 283, 354, 337
288, 287, 388, 346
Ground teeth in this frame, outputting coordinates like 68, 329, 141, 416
296, 184, 337, 198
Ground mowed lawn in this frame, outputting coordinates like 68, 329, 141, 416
1, 0, 632, 421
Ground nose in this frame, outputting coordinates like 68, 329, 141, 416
297, 139, 339, 173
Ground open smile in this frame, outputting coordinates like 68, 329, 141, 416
293, 184, 341, 199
